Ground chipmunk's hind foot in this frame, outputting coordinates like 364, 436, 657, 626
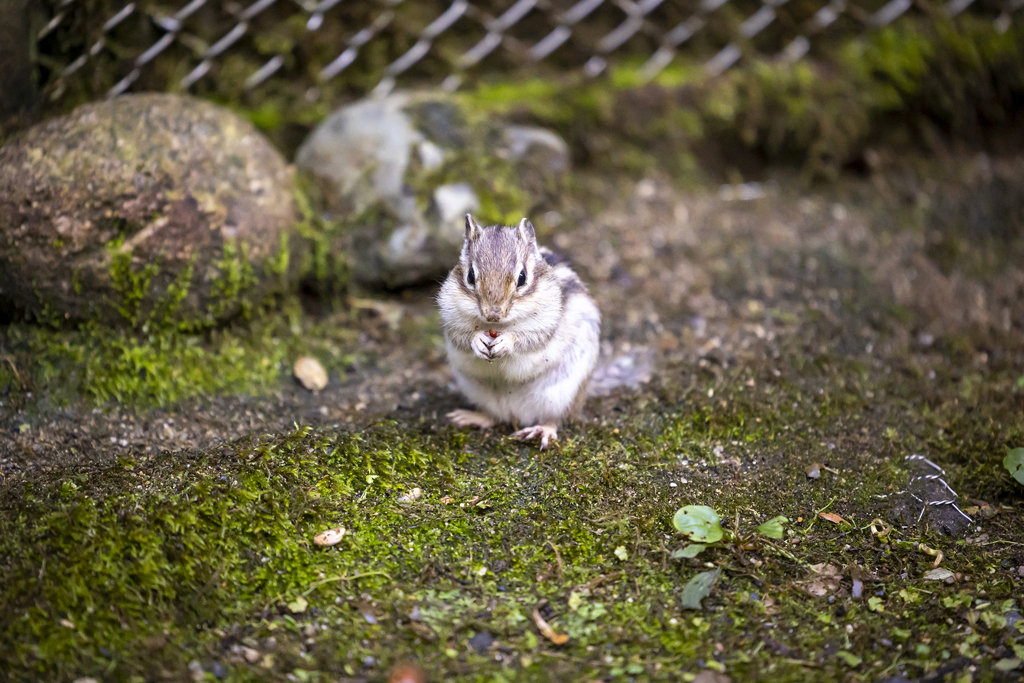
511, 424, 558, 450
448, 410, 496, 430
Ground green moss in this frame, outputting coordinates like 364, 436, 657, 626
108, 247, 164, 328
202, 240, 260, 324
0, 175, 360, 409
469, 79, 570, 123
0, 296, 364, 408
290, 175, 351, 298
701, 15, 1024, 174
0, 177, 359, 408
4, 241, 301, 406
460, 15, 1024, 181
1, 335, 1021, 681
412, 98, 534, 226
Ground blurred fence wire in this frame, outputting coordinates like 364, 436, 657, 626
34, 0, 1022, 104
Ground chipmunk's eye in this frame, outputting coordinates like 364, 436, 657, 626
467, 266, 476, 286
517, 268, 527, 288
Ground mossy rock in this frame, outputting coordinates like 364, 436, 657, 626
295, 91, 567, 288
0, 93, 295, 326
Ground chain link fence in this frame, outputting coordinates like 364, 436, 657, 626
32, 0, 1023, 108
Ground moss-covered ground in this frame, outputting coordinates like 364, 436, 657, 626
3, 149, 1024, 681
1, 338, 1022, 682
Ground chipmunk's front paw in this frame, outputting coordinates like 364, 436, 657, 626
471, 332, 495, 361
511, 424, 558, 450
487, 332, 513, 359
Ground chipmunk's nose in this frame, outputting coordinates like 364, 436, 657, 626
483, 305, 502, 322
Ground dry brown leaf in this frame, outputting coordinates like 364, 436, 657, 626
293, 356, 328, 392
439, 496, 454, 504
531, 608, 569, 645
693, 672, 732, 683
818, 512, 849, 525
388, 660, 427, 683
313, 526, 346, 547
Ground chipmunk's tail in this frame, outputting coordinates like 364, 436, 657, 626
587, 346, 654, 397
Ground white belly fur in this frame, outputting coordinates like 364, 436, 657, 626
448, 294, 600, 426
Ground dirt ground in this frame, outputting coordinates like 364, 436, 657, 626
1, 147, 1023, 682
4, 150, 1022, 488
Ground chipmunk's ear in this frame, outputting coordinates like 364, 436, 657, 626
465, 214, 482, 241
516, 217, 536, 243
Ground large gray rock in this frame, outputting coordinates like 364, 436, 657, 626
296, 92, 568, 288
0, 93, 295, 325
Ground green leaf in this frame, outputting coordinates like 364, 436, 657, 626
680, 567, 721, 609
836, 651, 862, 667
1004, 448, 1024, 486
868, 596, 884, 612
614, 545, 628, 561
980, 610, 1006, 631
286, 596, 308, 613
671, 544, 707, 559
995, 659, 1021, 673
756, 515, 789, 539
672, 505, 724, 544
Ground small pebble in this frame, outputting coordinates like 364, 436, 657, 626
242, 647, 261, 663
293, 356, 328, 392
188, 660, 204, 682
469, 631, 495, 653
806, 463, 822, 479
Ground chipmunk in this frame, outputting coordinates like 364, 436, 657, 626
437, 214, 601, 449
